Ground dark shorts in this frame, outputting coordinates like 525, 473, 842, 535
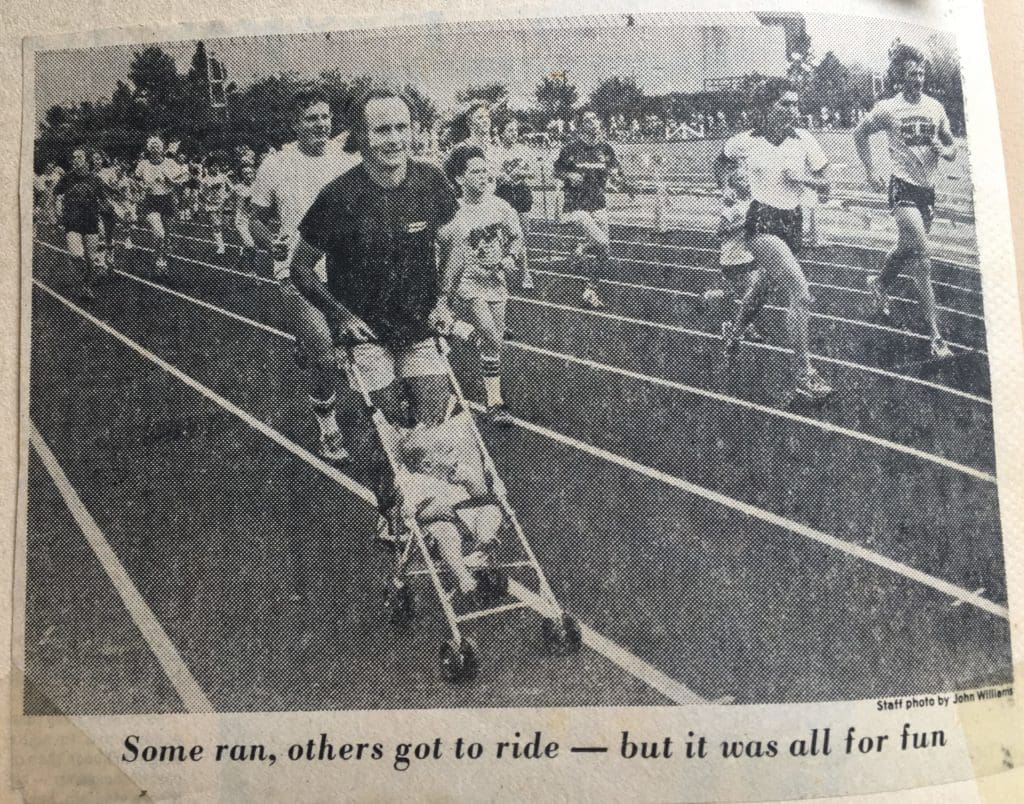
64, 212, 100, 235
745, 201, 803, 254
721, 260, 757, 283
141, 194, 175, 219
889, 176, 935, 231
495, 180, 533, 213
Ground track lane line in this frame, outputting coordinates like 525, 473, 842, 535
61, 238, 988, 406
54, 241, 994, 480
31, 276, 707, 706
29, 422, 215, 713
31, 259, 1007, 621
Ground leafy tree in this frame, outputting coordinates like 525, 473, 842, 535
535, 73, 578, 122
926, 34, 965, 135
589, 76, 644, 125
456, 82, 508, 105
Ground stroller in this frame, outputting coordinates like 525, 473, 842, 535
341, 333, 582, 683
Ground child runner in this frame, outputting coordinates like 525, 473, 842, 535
53, 147, 109, 301
200, 157, 231, 255
442, 145, 524, 427
134, 136, 186, 278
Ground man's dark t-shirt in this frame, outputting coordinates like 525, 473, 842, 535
299, 160, 459, 347
54, 171, 106, 234
553, 139, 619, 213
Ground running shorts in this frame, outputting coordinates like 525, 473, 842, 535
745, 201, 803, 254
140, 194, 176, 219
888, 176, 936, 231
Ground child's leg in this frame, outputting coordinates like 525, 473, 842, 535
428, 522, 477, 594
467, 297, 504, 408
210, 209, 225, 253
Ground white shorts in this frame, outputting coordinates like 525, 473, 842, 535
344, 338, 447, 393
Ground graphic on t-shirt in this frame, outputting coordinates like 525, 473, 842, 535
899, 116, 937, 147
467, 221, 515, 268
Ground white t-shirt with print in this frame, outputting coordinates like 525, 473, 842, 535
134, 158, 185, 197
722, 128, 829, 211
861, 93, 951, 188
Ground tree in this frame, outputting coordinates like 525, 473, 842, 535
456, 82, 508, 105
926, 34, 965, 135
588, 76, 644, 125
403, 84, 438, 129
535, 73, 578, 122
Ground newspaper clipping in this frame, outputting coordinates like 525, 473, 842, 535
11, 0, 1023, 799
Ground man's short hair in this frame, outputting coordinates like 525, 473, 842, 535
759, 78, 799, 109
291, 86, 332, 120
343, 83, 414, 154
443, 144, 486, 188
885, 43, 927, 94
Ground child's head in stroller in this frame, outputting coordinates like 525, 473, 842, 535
395, 413, 503, 596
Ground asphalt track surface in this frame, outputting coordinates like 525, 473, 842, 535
24, 215, 1010, 713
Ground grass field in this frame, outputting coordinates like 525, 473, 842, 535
23, 206, 1010, 714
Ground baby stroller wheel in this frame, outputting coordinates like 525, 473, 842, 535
440, 637, 480, 683
473, 566, 509, 603
542, 614, 582, 656
384, 582, 416, 626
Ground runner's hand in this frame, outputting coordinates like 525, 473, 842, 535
563, 171, 584, 185
867, 173, 887, 193
428, 299, 454, 335
333, 310, 376, 343
272, 232, 292, 262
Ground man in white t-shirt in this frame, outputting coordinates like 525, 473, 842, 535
134, 136, 186, 278
716, 80, 833, 402
854, 43, 958, 359
250, 88, 361, 461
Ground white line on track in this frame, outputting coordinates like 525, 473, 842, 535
32, 269, 1008, 624
29, 422, 215, 713
455, 407, 1007, 621
72, 237, 989, 406
31, 276, 707, 705
527, 249, 984, 325
49, 239, 993, 477
526, 227, 982, 274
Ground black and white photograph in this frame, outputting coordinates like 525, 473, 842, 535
21, 9, 1012, 716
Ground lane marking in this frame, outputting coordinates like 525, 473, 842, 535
72, 246, 995, 480
29, 423, 215, 713
33, 271, 1008, 625
527, 253, 984, 329
526, 226, 982, 273
49, 238, 988, 406
31, 278, 707, 706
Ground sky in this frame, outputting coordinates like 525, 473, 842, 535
34, 12, 953, 126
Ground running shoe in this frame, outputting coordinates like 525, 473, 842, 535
105, 249, 115, 270
78, 283, 96, 302
216, 241, 226, 255
794, 370, 834, 402
153, 256, 169, 279
721, 321, 742, 359
521, 269, 535, 290
124, 236, 133, 250
930, 336, 954, 360
867, 274, 891, 317
581, 285, 605, 309
743, 323, 766, 343
318, 430, 349, 463
489, 403, 514, 428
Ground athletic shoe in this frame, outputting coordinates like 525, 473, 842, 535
124, 237, 133, 250
930, 337, 954, 360
105, 249, 115, 270
489, 403, 514, 428
867, 274, 891, 317
721, 321, 742, 359
318, 430, 349, 463
521, 270, 535, 290
743, 323, 766, 343
794, 370, 834, 402
216, 241, 226, 255
78, 283, 96, 302
153, 257, 169, 280
581, 285, 605, 309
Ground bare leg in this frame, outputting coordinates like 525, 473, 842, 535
750, 234, 814, 379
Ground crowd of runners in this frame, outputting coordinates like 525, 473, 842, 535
33, 42, 961, 570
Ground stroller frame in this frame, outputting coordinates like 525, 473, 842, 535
341, 334, 581, 682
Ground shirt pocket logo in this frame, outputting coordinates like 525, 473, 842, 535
406, 221, 428, 233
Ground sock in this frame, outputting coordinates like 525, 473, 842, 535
481, 357, 502, 406
310, 393, 340, 438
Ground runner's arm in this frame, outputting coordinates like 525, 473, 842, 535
289, 237, 376, 341
934, 113, 958, 161
247, 204, 277, 251
853, 110, 885, 185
